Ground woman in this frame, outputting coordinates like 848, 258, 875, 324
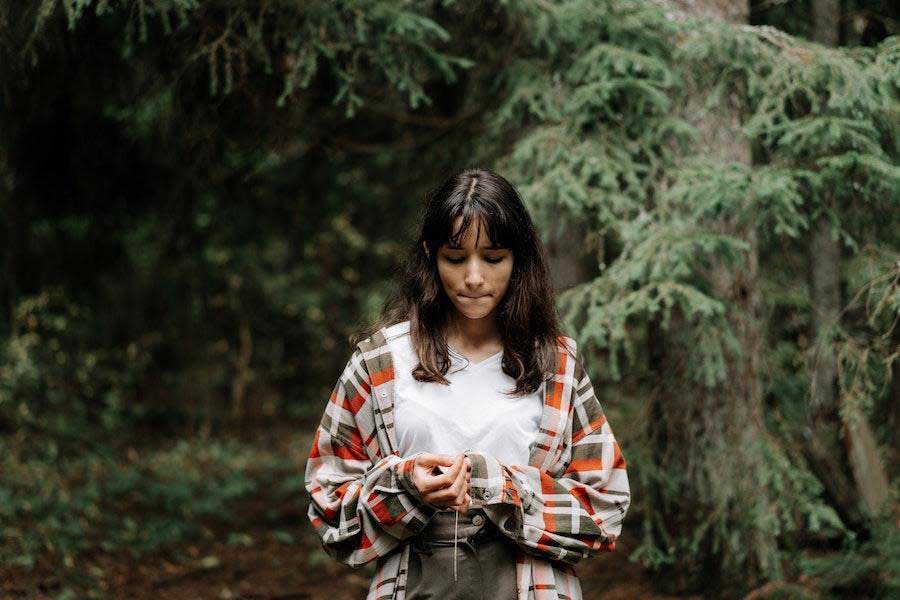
304, 169, 630, 600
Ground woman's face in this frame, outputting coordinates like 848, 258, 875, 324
430, 216, 514, 323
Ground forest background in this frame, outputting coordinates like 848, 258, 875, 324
1, 1, 898, 599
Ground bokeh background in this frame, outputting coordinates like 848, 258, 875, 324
1, 1, 898, 598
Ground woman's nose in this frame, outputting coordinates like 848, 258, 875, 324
464, 260, 485, 286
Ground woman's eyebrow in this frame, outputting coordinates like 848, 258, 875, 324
443, 243, 507, 249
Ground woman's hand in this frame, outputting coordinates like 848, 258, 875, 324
411, 453, 471, 512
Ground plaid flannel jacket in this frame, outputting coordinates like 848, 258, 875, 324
304, 324, 631, 600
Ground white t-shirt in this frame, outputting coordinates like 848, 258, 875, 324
383, 320, 544, 466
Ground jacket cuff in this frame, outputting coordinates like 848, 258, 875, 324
464, 450, 530, 509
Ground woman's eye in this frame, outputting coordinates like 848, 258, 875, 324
441, 254, 507, 265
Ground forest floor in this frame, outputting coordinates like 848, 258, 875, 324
0, 420, 829, 599
3, 512, 689, 600
19, 525, 685, 600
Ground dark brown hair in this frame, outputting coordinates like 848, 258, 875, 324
361, 168, 566, 395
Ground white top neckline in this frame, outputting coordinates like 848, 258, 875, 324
446, 343, 503, 369
383, 320, 543, 467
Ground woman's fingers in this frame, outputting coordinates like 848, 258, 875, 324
453, 455, 468, 492
417, 453, 456, 468
412, 453, 475, 509
455, 480, 467, 505
412, 454, 459, 498
436, 454, 469, 504
449, 492, 471, 512
417, 453, 464, 494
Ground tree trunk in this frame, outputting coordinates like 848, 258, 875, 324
644, 1, 781, 594
888, 323, 900, 479
805, 0, 890, 524
545, 219, 593, 294
0, 147, 17, 332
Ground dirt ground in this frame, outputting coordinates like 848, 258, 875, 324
2, 536, 689, 600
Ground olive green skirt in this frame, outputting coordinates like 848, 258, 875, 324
404, 508, 518, 600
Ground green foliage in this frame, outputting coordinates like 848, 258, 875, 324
0, 290, 154, 443
549, 21, 898, 388
832, 248, 900, 428
30, 0, 474, 115
799, 517, 900, 598
0, 437, 292, 577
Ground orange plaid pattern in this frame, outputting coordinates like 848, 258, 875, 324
304, 325, 631, 599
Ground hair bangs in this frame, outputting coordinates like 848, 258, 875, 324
442, 195, 516, 251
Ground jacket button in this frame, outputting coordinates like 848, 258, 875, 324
379, 390, 387, 397
481, 489, 493, 500
472, 514, 485, 526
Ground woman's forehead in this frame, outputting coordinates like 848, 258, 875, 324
445, 216, 504, 249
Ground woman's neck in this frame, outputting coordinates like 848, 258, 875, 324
445, 313, 501, 351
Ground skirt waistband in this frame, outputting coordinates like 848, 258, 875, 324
414, 508, 500, 546
411, 508, 506, 581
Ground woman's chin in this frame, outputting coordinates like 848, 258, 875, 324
455, 308, 494, 321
